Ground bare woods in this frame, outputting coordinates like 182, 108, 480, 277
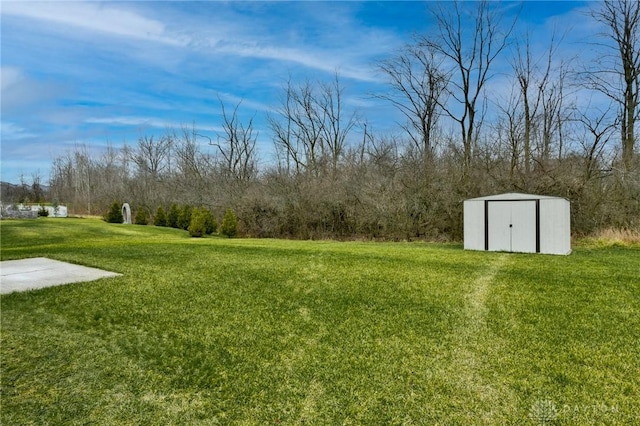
47, 1, 638, 240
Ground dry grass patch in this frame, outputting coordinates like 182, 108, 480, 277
580, 227, 640, 248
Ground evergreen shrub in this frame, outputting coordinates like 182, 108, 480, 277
105, 202, 123, 223
204, 209, 217, 235
134, 208, 148, 225
154, 206, 167, 227
167, 203, 180, 228
221, 208, 238, 238
188, 208, 208, 237
178, 204, 192, 230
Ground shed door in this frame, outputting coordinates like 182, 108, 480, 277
487, 201, 537, 253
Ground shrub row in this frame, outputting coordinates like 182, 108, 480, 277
154, 204, 216, 236
104, 202, 238, 238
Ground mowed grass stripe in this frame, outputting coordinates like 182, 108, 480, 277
445, 253, 514, 424
1, 219, 639, 424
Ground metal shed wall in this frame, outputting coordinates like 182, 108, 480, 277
539, 197, 571, 255
463, 200, 485, 251
463, 193, 571, 255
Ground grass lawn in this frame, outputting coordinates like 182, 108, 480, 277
1, 218, 639, 425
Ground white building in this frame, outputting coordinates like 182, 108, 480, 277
0, 204, 68, 218
464, 192, 571, 255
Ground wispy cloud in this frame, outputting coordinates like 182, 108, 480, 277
2, 2, 396, 83
1, 121, 39, 140
1, 66, 69, 113
85, 116, 223, 133
199, 3, 400, 83
1, 1, 188, 46
86, 116, 177, 128
218, 42, 381, 83
0, 66, 24, 91
214, 92, 272, 114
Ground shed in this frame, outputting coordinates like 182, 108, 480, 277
464, 192, 571, 255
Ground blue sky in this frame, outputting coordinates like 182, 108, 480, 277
1, 1, 594, 184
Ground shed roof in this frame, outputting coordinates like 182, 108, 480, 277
465, 192, 568, 202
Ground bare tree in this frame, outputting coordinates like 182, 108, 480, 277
215, 98, 258, 182
494, 86, 525, 185
173, 124, 213, 205
91, 143, 128, 208
174, 125, 208, 180
318, 74, 357, 175
590, 0, 640, 172
575, 104, 619, 181
127, 135, 172, 178
49, 145, 95, 215
268, 76, 357, 177
123, 134, 173, 209
499, 27, 575, 189
511, 32, 559, 174
268, 79, 315, 175
72, 145, 94, 215
29, 172, 45, 203
49, 155, 72, 204
378, 42, 449, 158
291, 80, 323, 175
537, 62, 572, 164
421, 0, 516, 178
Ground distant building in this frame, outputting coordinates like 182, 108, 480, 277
0, 203, 68, 219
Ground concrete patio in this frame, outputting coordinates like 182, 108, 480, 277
1, 257, 121, 294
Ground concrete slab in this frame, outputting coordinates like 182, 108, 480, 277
0, 257, 121, 294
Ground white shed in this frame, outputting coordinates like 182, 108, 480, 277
464, 192, 571, 255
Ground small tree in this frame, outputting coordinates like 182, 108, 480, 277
154, 206, 167, 227
105, 201, 123, 223
178, 204, 192, 230
167, 203, 180, 228
204, 209, 218, 235
188, 208, 208, 237
221, 208, 238, 238
134, 208, 149, 225
38, 204, 49, 217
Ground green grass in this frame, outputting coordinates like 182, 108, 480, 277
1, 218, 639, 425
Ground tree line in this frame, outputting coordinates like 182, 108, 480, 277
43, 0, 638, 240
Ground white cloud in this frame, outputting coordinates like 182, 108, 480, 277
0, 67, 68, 113
86, 116, 179, 128
85, 116, 223, 133
215, 92, 272, 114
2, 2, 391, 83
215, 41, 381, 83
1, 1, 188, 46
0, 121, 38, 140
0, 67, 25, 92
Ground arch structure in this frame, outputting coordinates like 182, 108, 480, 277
122, 203, 132, 224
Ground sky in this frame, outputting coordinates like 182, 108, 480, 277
1, 1, 596, 184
